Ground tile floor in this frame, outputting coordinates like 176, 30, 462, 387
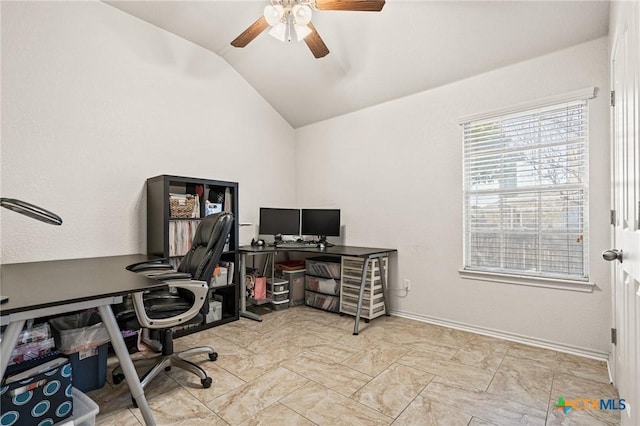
88, 306, 620, 425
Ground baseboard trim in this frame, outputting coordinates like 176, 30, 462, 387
389, 309, 610, 362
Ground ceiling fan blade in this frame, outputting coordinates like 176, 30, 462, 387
304, 23, 330, 58
231, 16, 269, 48
315, 0, 385, 12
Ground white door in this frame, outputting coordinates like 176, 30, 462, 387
609, 5, 640, 425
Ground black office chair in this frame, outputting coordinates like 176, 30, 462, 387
112, 211, 233, 396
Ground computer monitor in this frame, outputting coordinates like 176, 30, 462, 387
259, 208, 301, 241
301, 209, 340, 244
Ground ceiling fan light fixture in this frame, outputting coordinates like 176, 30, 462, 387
268, 21, 287, 41
292, 4, 312, 25
263, 4, 284, 27
294, 24, 312, 41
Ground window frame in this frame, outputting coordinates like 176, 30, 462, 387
459, 87, 597, 291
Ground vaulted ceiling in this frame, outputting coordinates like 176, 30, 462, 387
105, 1, 610, 128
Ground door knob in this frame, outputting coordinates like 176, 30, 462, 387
602, 249, 623, 263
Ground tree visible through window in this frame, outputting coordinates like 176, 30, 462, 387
462, 99, 589, 281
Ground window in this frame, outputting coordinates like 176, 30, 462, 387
462, 96, 590, 282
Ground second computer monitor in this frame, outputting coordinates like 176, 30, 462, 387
301, 209, 340, 241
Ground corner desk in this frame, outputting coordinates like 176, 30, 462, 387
0, 254, 166, 426
239, 245, 396, 335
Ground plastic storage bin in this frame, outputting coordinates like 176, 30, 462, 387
305, 276, 340, 295
275, 268, 306, 306
305, 291, 339, 313
305, 256, 341, 279
49, 312, 109, 354
211, 266, 228, 288
206, 300, 223, 323
266, 277, 288, 293
49, 312, 110, 393
69, 345, 108, 392
270, 299, 290, 311
70, 387, 100, 426
267, 291, 289, 302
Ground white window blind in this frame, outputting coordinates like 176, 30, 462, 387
463, 99, 589, 281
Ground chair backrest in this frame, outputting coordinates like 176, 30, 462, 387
178, 211, 234, 283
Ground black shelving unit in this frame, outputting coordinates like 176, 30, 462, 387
146, 175, 240, 335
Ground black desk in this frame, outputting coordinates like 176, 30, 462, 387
239, 245, 396, 334
0, 254, 166, 426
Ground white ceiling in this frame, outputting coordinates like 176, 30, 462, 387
104, 1, 610, 128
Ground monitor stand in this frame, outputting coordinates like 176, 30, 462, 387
317, 236, 334, 247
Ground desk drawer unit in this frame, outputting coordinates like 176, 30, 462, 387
340, 256, 388, 321
275, 267, 306, 306
266, 278, 289, 310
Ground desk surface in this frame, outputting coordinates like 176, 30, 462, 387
239, 245, 396, 257
0, 254, 166, 316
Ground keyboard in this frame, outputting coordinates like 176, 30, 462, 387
275, 242, 318, 248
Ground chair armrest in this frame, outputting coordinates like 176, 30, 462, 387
130, 263, 174, 273
131, 280, 208, 329
127, 258, 170, 272
145, 272, 192, 281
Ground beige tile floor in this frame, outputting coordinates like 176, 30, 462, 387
88, 306, 620, 425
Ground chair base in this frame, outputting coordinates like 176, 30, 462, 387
113, 346, 217, 397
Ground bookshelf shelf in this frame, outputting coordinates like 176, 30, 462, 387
146, 175, 240, 335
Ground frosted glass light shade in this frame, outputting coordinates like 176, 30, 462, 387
264, 5, 284, 27
292, 5, 312, 25
269, 22, 287, 41
294, 24, 312, 41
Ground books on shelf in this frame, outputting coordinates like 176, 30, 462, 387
169, 220, 200, 257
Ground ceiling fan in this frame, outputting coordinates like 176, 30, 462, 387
230, 0, 385, 58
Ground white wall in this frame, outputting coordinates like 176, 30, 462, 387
296, 37, 611, 356
1, 1, 295, 263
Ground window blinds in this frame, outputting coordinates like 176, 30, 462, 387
463, 99, 589, 281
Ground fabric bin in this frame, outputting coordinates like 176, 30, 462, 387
1, 357, 73, 426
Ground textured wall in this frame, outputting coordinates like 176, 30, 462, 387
295, 37, 611, 355
1, 1, 295, 263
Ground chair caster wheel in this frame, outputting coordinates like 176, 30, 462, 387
364, 319, 370, 323
209, 352, 218, 361
131, 397, 138, 408
113, 373, 125, 385
201, 377, 213, 388
165, 366, 172, 372
339, 313, 345, 316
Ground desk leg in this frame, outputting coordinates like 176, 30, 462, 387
98, 305, 156, 426
239, 252, 262, 322
353, 258, 370, 335
0, 320, 26, 379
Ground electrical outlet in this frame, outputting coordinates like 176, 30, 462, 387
403, 279, 411, 291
